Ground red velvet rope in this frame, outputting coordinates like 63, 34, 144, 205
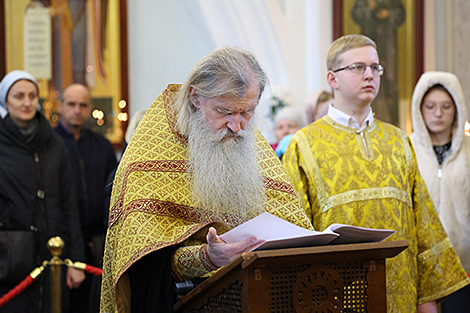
0, 260, 102, 308
84, 264, 102, 276
0, 275, 34, 307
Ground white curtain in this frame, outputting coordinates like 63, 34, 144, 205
183, 0, 292, 141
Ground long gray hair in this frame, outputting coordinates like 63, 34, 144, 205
174, 46, 268, 136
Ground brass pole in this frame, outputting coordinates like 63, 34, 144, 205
47, 236, 64, 313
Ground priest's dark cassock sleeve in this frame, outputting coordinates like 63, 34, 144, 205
128, 245, 180, 312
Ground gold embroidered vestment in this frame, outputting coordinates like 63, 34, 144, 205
283, 116, 469, 313
100, 84, 313, 312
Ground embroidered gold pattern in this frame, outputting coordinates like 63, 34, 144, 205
323, 187, 412, 213
283, 118, 469, 313
100, 85, 313, 313
171, 244, 217, 281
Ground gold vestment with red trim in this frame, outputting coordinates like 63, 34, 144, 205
100, 84, 313, 312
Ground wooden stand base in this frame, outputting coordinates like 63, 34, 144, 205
174, 240, 408, 313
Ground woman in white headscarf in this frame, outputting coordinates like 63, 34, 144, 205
271, 106, 304, 157
410, 71, 470, 312
0, 70, 85, 312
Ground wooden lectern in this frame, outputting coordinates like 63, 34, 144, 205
174, 240, 408, 313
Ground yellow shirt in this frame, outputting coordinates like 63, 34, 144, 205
283, 116, 469, 313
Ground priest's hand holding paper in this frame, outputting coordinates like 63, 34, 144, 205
206, 227, 265, 267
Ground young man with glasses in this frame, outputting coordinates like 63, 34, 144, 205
283, 34, 469, 313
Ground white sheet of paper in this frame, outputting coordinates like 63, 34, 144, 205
324, 223, 396, 244
220, 212, 338, 251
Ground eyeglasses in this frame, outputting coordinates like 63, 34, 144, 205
333, 62, 384, 76
422, 101, 455, 113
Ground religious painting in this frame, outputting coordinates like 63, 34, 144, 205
1, 0, 128, 146
333, 0, 424, 132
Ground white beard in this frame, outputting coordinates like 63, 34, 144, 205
187, 110, 265, 227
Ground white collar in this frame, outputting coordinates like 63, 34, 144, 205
327, 104, 374, 131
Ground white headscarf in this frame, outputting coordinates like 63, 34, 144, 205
0, 70, 39, 118
410, 71, 467, 153
274, 106, 304, 128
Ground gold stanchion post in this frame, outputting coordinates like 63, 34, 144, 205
47, 236, 64, 313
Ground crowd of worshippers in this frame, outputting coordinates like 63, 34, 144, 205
0, 33, 469, 313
